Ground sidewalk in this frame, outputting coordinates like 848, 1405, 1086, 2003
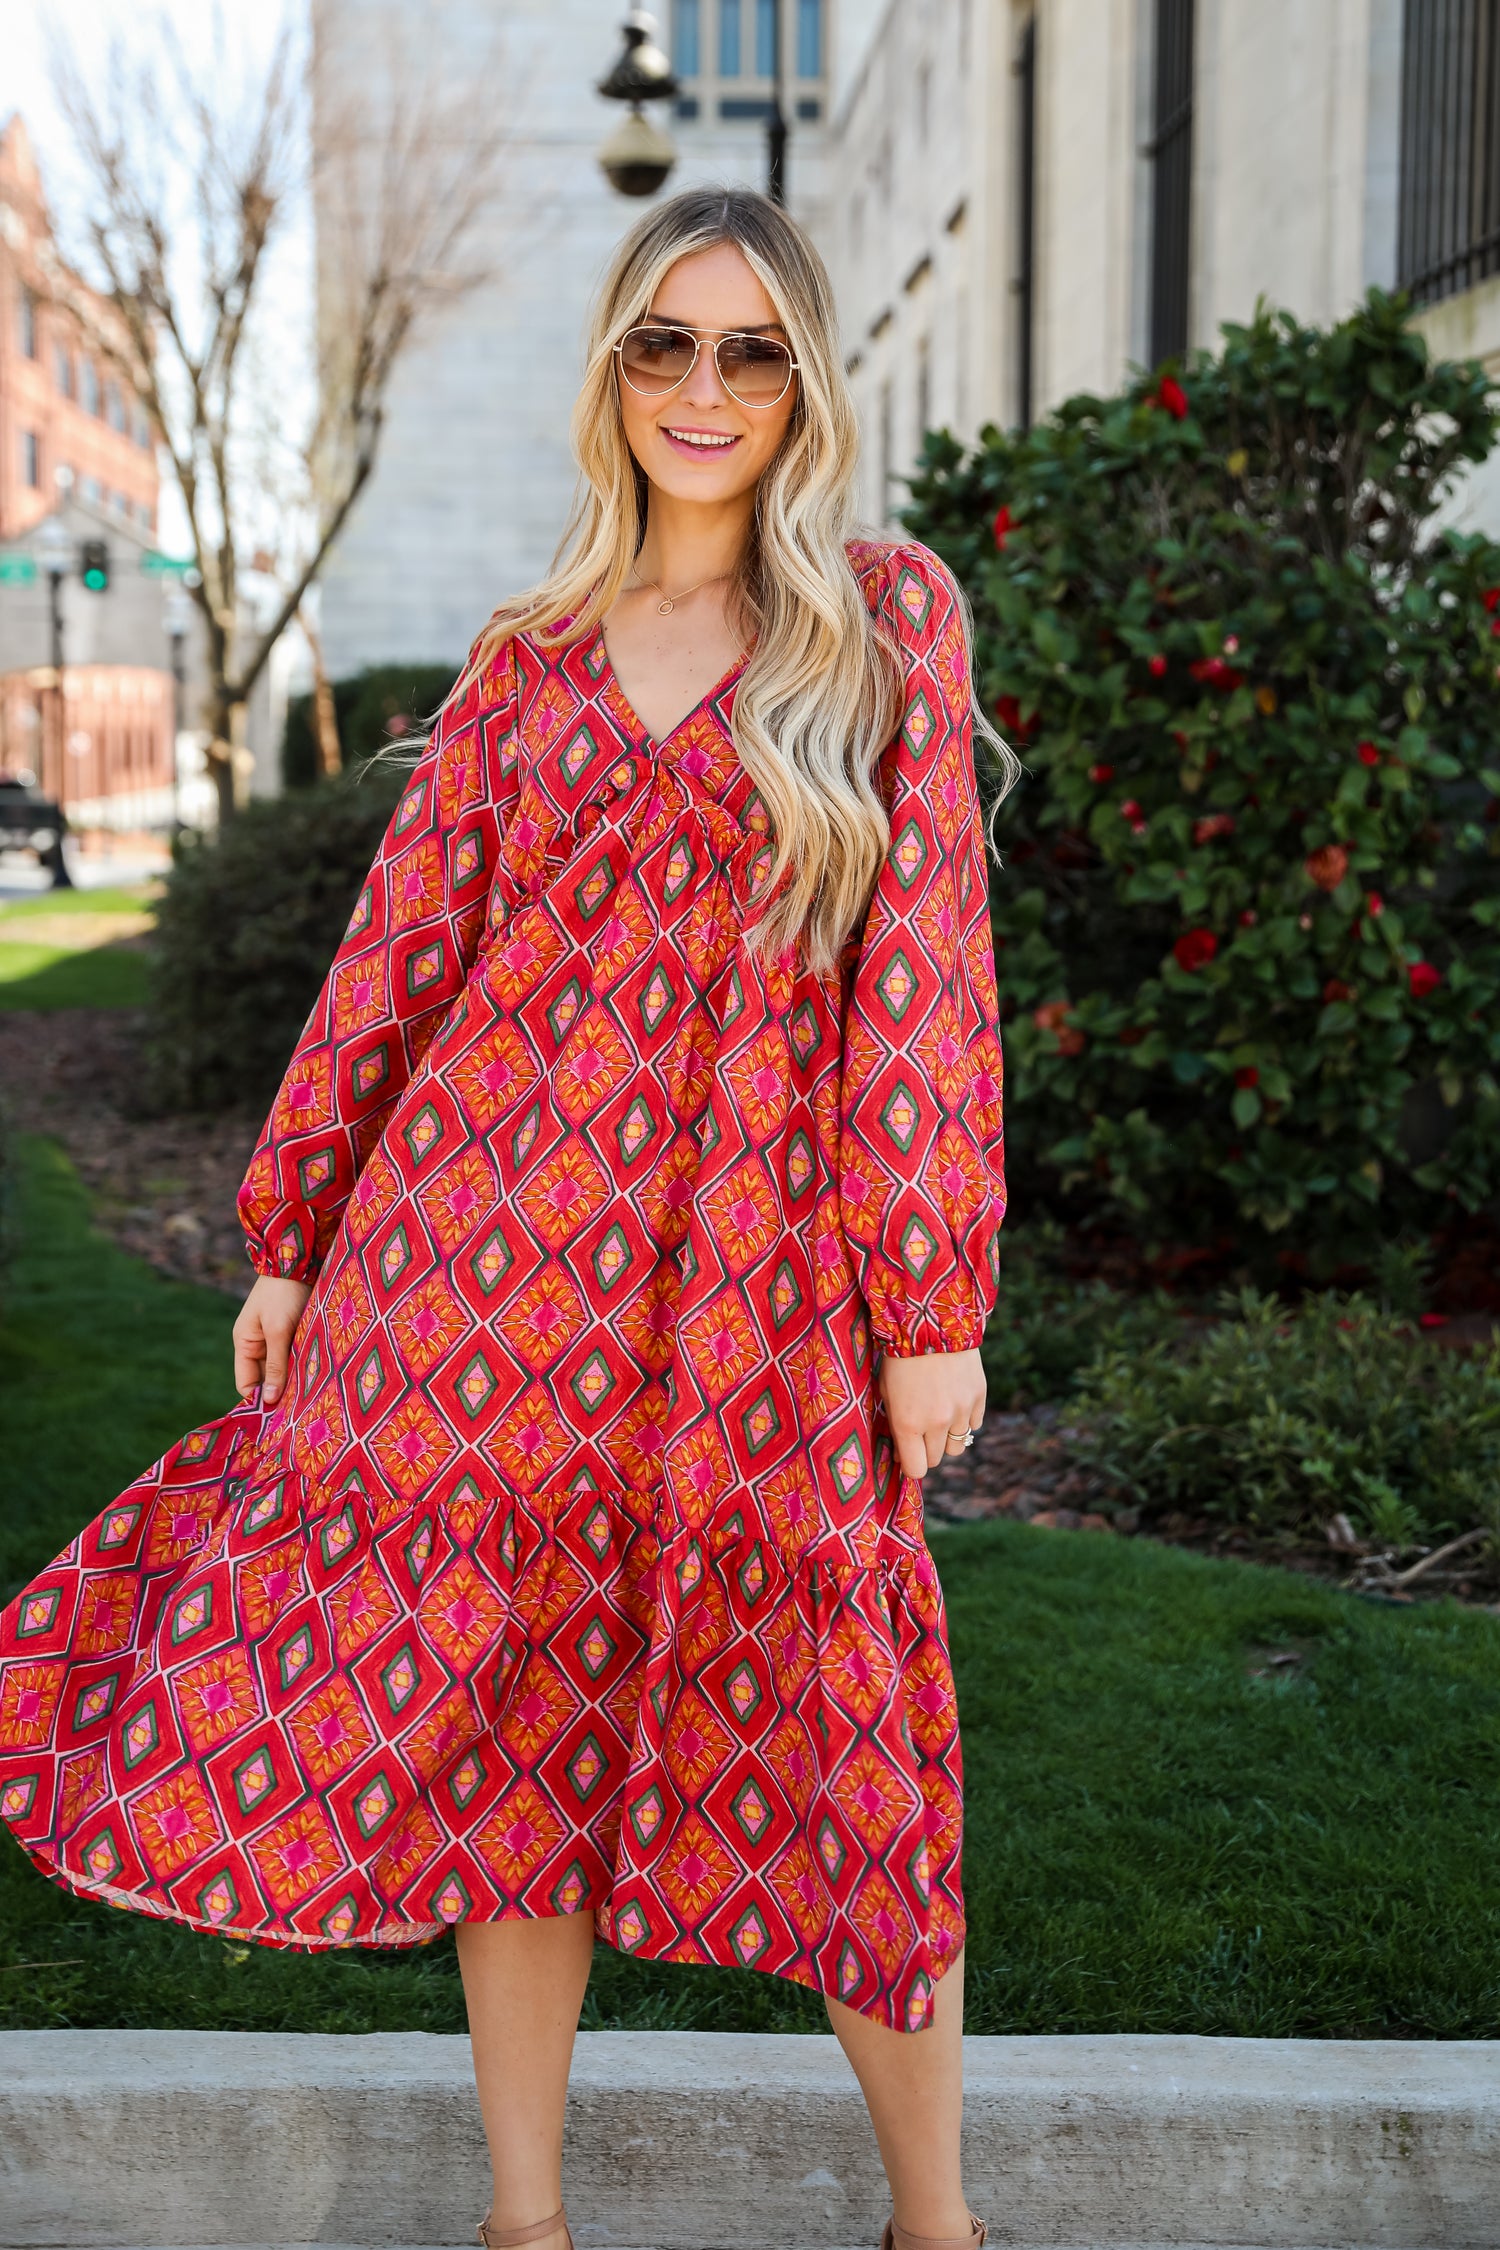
3, 2029, 1494, 2250
0, 837, 170, 899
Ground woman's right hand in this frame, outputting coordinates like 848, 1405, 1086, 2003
233, 1275, 314, 1407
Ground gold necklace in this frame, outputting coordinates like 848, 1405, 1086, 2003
629, 568, 731, 616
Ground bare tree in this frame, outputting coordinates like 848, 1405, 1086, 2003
47, 9, 514, 820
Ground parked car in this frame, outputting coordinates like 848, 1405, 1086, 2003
0, 772, 73, 887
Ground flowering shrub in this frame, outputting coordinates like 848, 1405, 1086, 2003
904, 290, 1500, 1267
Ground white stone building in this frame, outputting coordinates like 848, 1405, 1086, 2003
829, 0, 1500, 532
314, 0, 833, 677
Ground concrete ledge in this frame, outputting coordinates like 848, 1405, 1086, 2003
1, 2029, 1497, 2250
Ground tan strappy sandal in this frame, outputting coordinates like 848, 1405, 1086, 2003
879, 2217, 988, 2250
476, 2207, 573, 2250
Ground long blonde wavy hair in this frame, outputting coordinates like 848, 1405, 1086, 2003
466, 185, 1018, 978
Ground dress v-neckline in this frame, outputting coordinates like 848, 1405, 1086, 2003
593, 625, 753, 753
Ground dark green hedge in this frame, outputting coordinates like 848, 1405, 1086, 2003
281, 664, 459, 789
145, 770, 407, 1115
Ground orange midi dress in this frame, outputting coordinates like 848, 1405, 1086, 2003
0, 535, 1007, 2031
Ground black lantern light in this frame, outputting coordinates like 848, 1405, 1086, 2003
597, 8, 679, 198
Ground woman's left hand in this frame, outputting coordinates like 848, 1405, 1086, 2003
878, 1347, 987, 1481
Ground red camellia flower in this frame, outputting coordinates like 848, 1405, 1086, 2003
1154, 375, 1189, 419
1408, 960, 1442, 998
993, 503, 1013, 550
1238, 908, 1258, 927
1357, 741, 1380, 767
1088, 761, 1115, 783
1193, 813, 1235, 844
1234, 1066, 1260, 1089
1483, 588, 1500, 611
1173, 929, 1218, 972
1323, 978, 1353, 1003
1119, 798, 1141, 819
1419, 1311, 1451, 1329
1148, 652, 1168, 678
1188, 656, 1245, 691
1033, 999, 1085, 1055
1365, 890, 1384, 917
995, 694, 1032, 740
1305, 844, 1349, 891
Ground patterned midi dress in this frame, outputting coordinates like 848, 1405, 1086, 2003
0, 535, 1006, 2032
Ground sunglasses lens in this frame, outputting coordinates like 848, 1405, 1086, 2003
619, 325, 697, 392
717, 335, 794, 402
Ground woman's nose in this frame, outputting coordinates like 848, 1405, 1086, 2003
680, 340, 731, 410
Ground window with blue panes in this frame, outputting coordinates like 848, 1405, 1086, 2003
672, 0, 700, 76
755, 0, 777, 74
719, 0, 742, 76
797, 0, 822, 76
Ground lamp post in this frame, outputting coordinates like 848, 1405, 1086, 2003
597, 9, 679, 197
767, 0, 788, 206
34, 513, 72, 810
164, 585, 192, 839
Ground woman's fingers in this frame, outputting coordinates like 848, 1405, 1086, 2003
879, 1347, 988, 1481
261, 1314, 296, 1406
232, 1309, 266, 1400
232, 1278, 314, 1406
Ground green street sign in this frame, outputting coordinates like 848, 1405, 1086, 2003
0, 556, 38, 584
140, 551, 193, 576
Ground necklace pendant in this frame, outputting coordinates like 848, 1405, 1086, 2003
657, 597, 675, 615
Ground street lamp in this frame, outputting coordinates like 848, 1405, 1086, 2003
766, 0, 787, 206
164, 585, 193, 839
597, 8, 679, 197
34, 512, 72, 808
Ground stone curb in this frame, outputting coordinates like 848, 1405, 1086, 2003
1, 2030, 1496, 2250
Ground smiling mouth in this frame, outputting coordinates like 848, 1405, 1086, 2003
660, 427, 741, 453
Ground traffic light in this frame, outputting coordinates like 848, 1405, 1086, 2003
79, 539, 110, 593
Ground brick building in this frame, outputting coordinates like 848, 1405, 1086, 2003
0, 112, 190, 837
0, 116, 159, 543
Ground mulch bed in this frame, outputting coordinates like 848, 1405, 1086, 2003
922, 1401, 1500, 1611
0, 1008, 259, 1297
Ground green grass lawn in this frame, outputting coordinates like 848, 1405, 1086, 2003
4, 1135, 1500, 2037
0, 944, 152, 1009
0, 884, 157, 1009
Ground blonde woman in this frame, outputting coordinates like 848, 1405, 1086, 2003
0, 187, 1013, 2250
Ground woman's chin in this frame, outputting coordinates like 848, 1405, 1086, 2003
643, 449, 766, 505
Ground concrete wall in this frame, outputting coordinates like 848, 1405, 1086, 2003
4, 2027, 1500, 2249
1031, 0, 1144, 409
1192, 0, 1401, 345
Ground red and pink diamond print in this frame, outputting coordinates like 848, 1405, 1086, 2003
0, 539, 1005, 2032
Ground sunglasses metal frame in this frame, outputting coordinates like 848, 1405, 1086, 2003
613, 321, 800, 409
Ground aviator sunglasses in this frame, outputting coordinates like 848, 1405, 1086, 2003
614, 318, 800, 408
